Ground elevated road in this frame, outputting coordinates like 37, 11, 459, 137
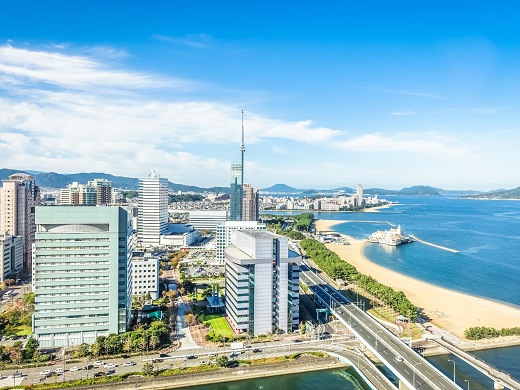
433, 338, 520, 390
300, 260, 461, 390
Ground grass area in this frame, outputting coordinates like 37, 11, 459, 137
368, 307, 423, 340
203, 314, 235, 339
10, 325, 31, 336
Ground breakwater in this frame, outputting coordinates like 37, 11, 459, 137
408, 234, 460, 253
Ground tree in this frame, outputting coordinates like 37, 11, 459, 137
22, 292, 35, 306
9, 346, 22, 364
142, 362, 154, 376
149, 335, 160, 351
122, 337, 133, 355
73, 343, 91, 358
4, 279, 15, 287
216, 355, 229, 367
23, 337, 39, 360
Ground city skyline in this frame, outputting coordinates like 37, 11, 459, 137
1, 2, 520, 191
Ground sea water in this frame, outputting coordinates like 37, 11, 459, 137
256, 196, 520, 386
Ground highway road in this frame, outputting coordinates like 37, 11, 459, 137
300, 260, 461, 390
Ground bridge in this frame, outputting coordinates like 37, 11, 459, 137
433, 337, 520, 390
300, 260, 461, 390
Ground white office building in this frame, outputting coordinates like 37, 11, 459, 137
0, 234, 23, 281
216, 221, 266, 264
173, 210, 228, 231
131, 252, 160, 300
138, 169, 169, 247
32, 206, 133, 347
224, 230, 301, 336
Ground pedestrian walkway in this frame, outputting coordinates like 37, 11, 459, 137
175, 298, 200, 350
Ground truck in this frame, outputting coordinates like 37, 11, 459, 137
230, 342, 244, 351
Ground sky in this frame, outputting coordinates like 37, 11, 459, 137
1, 2, 520, 191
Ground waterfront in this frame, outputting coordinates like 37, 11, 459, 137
260, 196, 520, 387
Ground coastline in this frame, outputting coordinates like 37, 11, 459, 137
315, 219, 520, 341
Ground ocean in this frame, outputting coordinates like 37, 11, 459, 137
249, 196, 520, 388
171, 197, 520, 389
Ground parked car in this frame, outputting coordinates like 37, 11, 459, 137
54, 368, 64, 374
69, 367, 80, 372
186, 355, 196, 360
40, 370, 51, 376
252, 348, 261, 353
93, 372, 104, 377
122, 361, 136, 367
104, 363, 117, 369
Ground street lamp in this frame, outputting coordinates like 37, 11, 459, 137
464, 379, 469, 390
375, 329, 383, 351
413, 362, 422, 388
447, 359, 456, 383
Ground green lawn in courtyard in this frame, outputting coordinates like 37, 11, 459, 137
203, 314, 235, 339
12, 325, 32, 336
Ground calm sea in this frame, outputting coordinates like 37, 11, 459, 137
249, 196, 519, 388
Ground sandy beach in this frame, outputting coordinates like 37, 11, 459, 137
315, 219, 520, 339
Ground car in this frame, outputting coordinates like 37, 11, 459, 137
55, 368, 64, 374
337, 309, 343, 314
83, 364, 94, 370
122, 361, 136, 367
104, 363, 117, 369
106, 369, 116, 376
252, 348, 261, 353
186, 355, 196, 360
395, 355, 404, 362
69, 366, 80, 372
93, 372, 104, 377
1, 336, 6, 341
93, 361, 104, 367
159, 353, 170, 358
40, 369, 51, 376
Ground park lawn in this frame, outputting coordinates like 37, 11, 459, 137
203, 314, 235, 339
12, 325, 31, 336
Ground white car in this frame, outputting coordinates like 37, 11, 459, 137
55, 368, 64, 374
69, 366, 80, 372
122, 361, 136, 367
93, 361, 104, 367
104, 363, 117, 369
40, 370, 51, 376
395, 355, 404, 362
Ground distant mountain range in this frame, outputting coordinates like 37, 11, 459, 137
0, 168, 228, 193
260, 184, 444, 196
2, 168, 518, 199
465, 186, 520, 200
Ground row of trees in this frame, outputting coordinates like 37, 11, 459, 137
72, 321, 170, 358
0, 338, 47, 365
464, 326, 520, 340
300, 239, 419, 320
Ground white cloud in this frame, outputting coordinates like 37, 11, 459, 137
335, 133, 467, 157
152, 34, 212, 48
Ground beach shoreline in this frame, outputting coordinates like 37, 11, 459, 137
315, 219, 520, 341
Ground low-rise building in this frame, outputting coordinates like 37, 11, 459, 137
131, 252, 160, 300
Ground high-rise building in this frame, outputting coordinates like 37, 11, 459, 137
224, 230, 301, 336
59, 179, 112, 206
32, 205, 133, 347
138, 169, 169, 247
0, 173, 40, 271
242, 184, 259, 222
229, 111, 245, 221
0, 233, 23, 282
215, 221, 266, 264
356, 184, 364, 207
89, 178, 113, 205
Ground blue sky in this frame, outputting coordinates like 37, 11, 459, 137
1, 2, 520, 190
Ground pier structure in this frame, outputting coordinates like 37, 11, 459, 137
408, 234, 460, 253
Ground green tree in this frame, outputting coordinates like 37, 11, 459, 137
23, 337, 39, 360
216, 355, 229, 367
73, 343, 91, 358
142, 362, 154, 376
22, 292, 35, 306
